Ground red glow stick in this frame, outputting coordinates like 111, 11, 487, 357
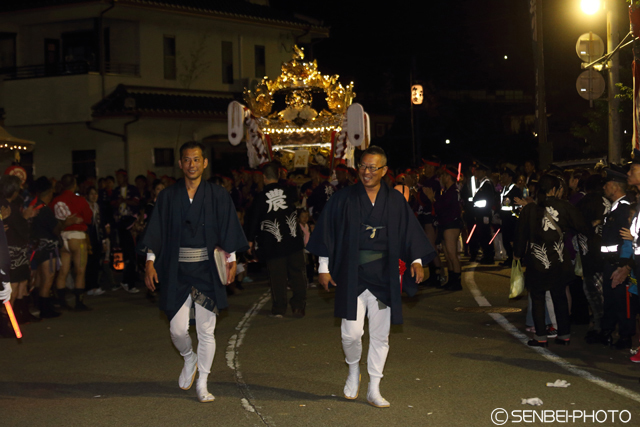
457, 162, 462, 182
489, 228, 501, 245
4, 301, 22, 338
466, 224, 477, 244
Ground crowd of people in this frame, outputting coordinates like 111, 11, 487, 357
0, 149, 638, 373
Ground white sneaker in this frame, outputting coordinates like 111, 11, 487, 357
121, 283, 140, 294
87, 288, 106, 296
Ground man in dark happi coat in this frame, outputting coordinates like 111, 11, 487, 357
140, 141, 248, 403
246, 162, 306, 317
307, 146, 435, 408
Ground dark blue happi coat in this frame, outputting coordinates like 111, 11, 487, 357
138, 179, 248, 319
307, 181, 435, 324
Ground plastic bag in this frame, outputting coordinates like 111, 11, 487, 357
509, 259, 525, 298
574, 252, 583, 277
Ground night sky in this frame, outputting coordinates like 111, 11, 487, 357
271, 0, 634, 168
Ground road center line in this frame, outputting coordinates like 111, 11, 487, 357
226, 291, 273, 425
464, 265, 640, 404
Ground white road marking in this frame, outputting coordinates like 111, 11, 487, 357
465, 266, 640, 404
226, 291, 272, 423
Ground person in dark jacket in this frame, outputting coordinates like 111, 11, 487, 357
472, 163, 497, 264
246, 161, 307, 317
598, 165, 635, 349
575, 174, 607, 343
426, 165, 462, 290
0, 174, 37, 323
514, 174, 590, 347
307, 146, 434, 408
141, 141, 248, 403
32, 177, 81, 317
498, 167, 522, 267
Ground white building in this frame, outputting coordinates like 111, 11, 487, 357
0, 0, 328, 180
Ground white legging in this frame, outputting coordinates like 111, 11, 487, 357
169, 294, 217, 376
341, 289, 391, 378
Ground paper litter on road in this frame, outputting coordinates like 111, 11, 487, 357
546, 379, 570, 388
93, 395, 101, 398
521, 397, 543, 406
408, 405, 413, 408
415, 378, 420, 381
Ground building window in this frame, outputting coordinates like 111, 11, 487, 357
72, 150, 96, 178
154, 148, 175, 167
222, 41, 233, 84
0, 33, 16, 73
164, 36, 176, 80
255, 45, 265, 78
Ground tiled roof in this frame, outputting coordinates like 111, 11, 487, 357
0, 0, 328, 30
92, 84, 239, 118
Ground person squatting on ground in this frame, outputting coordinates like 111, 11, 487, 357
245, 161, 307, 318
50, 174, 93, 311
141, 141, 248, 403
307, 146, 435, 408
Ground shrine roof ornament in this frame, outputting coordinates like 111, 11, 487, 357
228, 45, 369, 169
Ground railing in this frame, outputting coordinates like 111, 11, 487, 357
105, 62, 140, 76
1, 62, 139, 80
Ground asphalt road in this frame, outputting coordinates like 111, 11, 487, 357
2, 260, 640, 427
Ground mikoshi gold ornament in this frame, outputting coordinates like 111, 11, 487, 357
227, 45, 370, 170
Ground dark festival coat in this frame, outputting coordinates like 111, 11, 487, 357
514, 197, 589, 291
138, 179, 248, 319
306, 181, 435, 324
245, 182, 304, 262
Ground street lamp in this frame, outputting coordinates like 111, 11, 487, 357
580, 0, 621, 164
581, 0, 601, 15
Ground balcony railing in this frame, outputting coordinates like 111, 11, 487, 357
1, 62, 140, 80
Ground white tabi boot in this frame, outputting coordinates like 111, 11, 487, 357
343, 363, 361, 399
196, 375, 215, 403
367, 378, 390, 408
178, 352, 198, 390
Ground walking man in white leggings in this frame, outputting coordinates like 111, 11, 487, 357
141, 141, 248, 402
308, 146, 434, 408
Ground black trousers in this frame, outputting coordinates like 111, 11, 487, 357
266, 250, 307, 315
501, 215, 517, 260
601, 262, 637, 338
475, 218, 494, 261
530, 284, 571, 340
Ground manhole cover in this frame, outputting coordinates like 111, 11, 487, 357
454, 307, 522, 313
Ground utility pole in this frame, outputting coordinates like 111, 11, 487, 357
535, 0, 551, 169
607, 0, 621, 164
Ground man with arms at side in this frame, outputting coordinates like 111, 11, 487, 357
141, 141, 248, 403
307, 146, 435, 408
